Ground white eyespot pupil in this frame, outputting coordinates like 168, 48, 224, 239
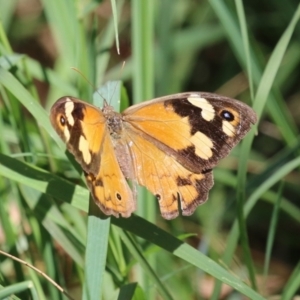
60, 116, 66, 126
221, 110, 234, 121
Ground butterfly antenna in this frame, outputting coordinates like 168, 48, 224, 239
71, 67, 107, 105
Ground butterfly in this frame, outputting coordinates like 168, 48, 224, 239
50, 92, 257, 220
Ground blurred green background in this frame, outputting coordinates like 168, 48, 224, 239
0, 0, 300, 299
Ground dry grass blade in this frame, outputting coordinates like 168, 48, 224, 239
0, 250, 75, 300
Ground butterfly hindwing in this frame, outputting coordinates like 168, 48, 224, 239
122, 130, 213, 219
85, 133, 135, 218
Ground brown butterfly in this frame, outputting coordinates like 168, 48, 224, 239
50, 92, 257, 219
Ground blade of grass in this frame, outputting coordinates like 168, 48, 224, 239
4, 154, 300, 298
131, 1, 156, 298
209, 1, 300, 297
132, 0, 154, 104
263, 182, 284, 279
82, 198, 110, 300
96, 0, 125, 85
0, 250, 75, 300
117, 283, 144, 300
0, 1, 17, 32
252, 3, 300, 120
263, 194, 300, 224
281, 261, 300, 300
0, 281, 37, 300
108, 225, 128, 276
0, 67, 64, 148
210, 0, 298, 144
42, 235, 63, 300
236, 2, 300, 288
113, 216, 265, 300
3, 150, 300, 234
82, 82, 121, 300
0, 151, 270, 299
42, 0, 94, 101
120, 230, 173, 300
235, 0, 254, 98
0, 20, 13, 53
213, 156, 300, 298
110, 0, 120, 54
0, 153, 88, 210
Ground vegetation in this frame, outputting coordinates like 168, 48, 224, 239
0, 0, 300, 299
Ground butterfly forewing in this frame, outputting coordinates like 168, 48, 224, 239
123, 92, 257, 173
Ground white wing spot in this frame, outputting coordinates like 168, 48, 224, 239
64, 126, 70, 142
222, 121, 235, 137
190, 131, 213, 160
187, 97, 215, 121
79, 135, 92, 164
64, 98, 75, 126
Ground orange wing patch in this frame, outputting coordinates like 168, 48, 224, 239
85, 133, 136, 218
124, 131, 213, 219
124, 102, 214, 165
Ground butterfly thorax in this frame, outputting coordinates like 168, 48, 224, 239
103, 104, 123, 139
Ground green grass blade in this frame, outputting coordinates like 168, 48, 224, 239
132, 0, 154, 104
235, 0, 254, 98
253, 3, 300, 119
0, 153, 88, 210
96, 0, 125, 85
263, 183, 283, 278
0, 147, 271, 299
131, 2, 156, 298
113, 216, 265, 300
82, 81, 121, 300
110, 0, 120, 54
212, 156, 300, 298
237, 5, 300, 288
0, 281, 38, 299
0, 67, 63, 148
209, 0, 300, 296
82, 199, 110, 300
119, 230, 173, 300
117, 283, 144, 300
281, 261, 300, 300
210, 0, 298, 144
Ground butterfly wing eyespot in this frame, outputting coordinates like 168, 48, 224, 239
220, 110, 235, 122
59, 115, 66, 126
